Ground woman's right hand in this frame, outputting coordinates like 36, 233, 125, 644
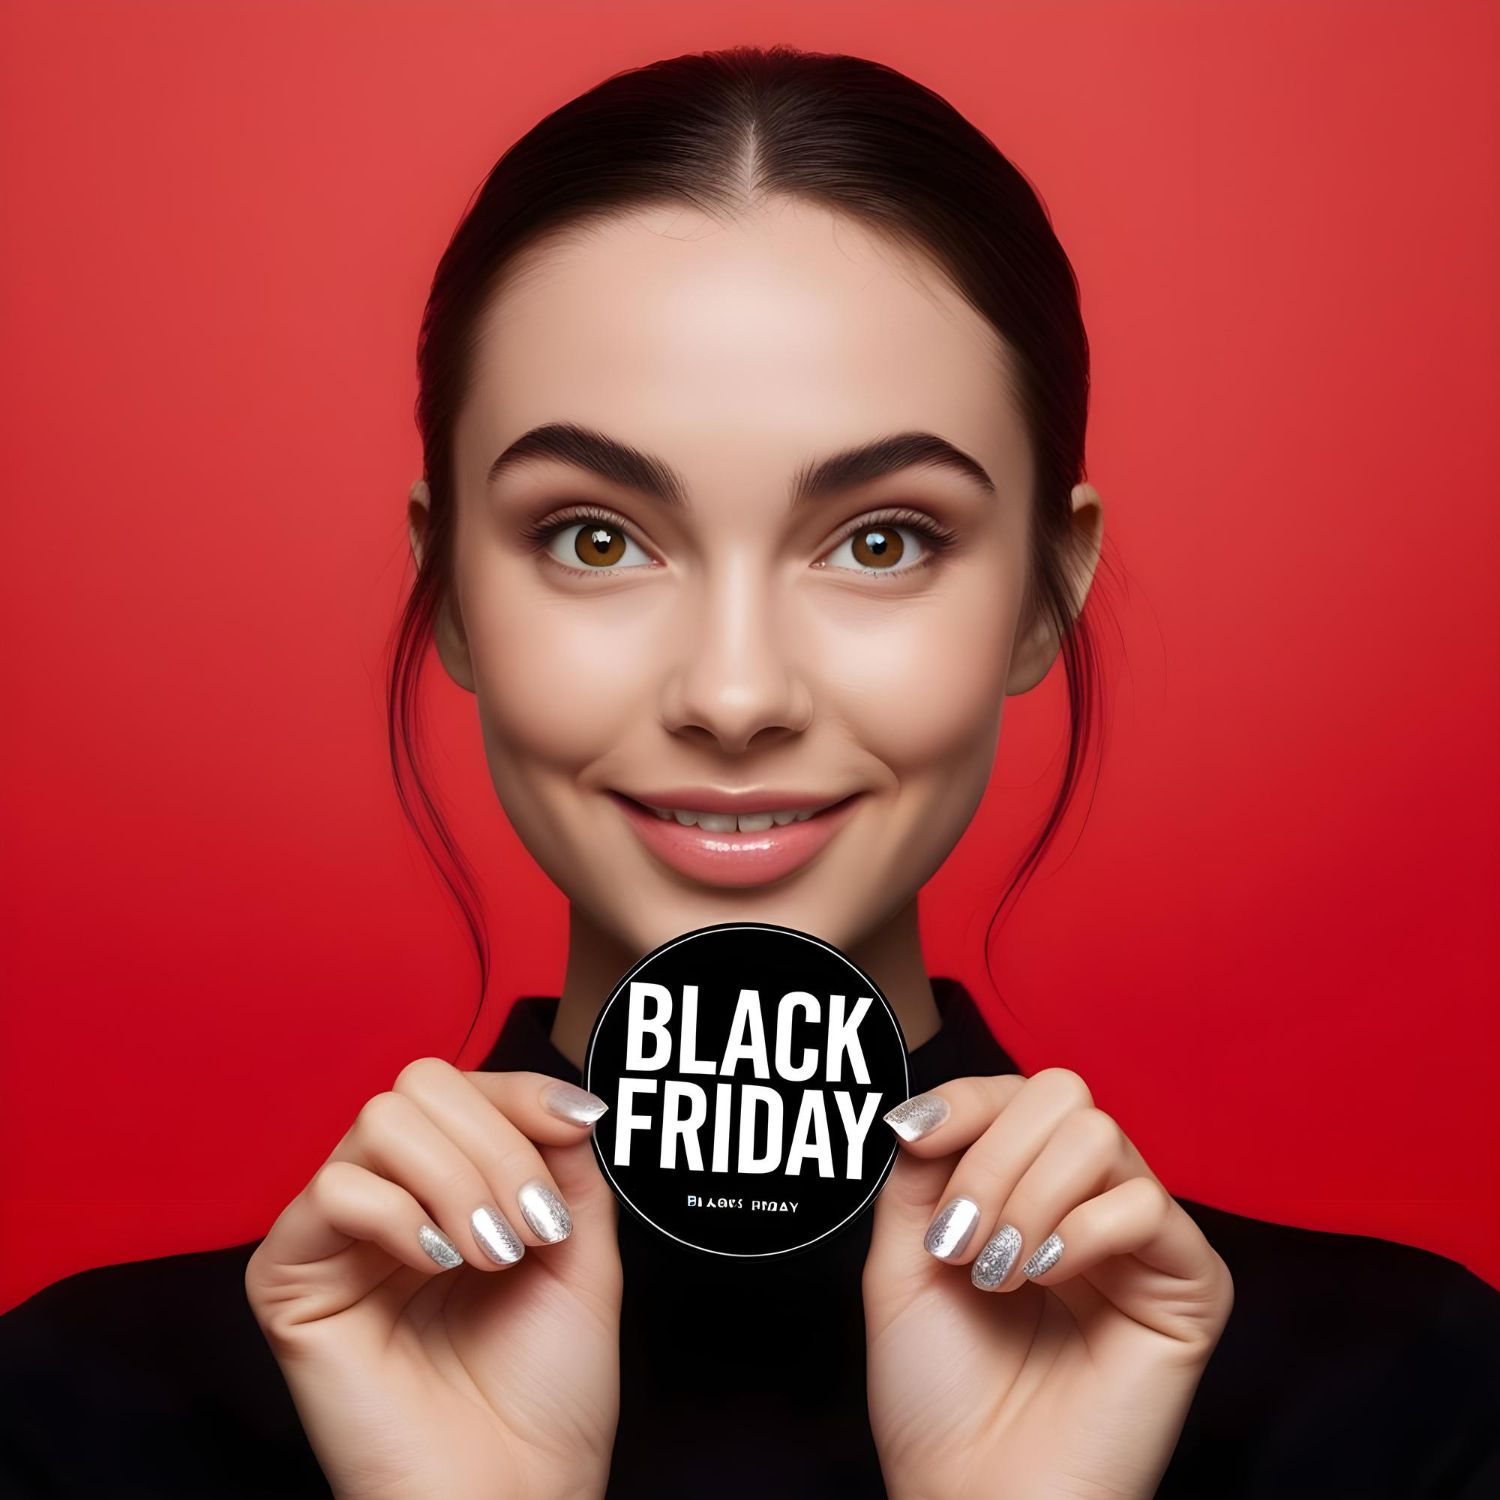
244, 1062, 621, 1500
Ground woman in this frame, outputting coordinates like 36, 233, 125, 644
2, 44, 1495, 1500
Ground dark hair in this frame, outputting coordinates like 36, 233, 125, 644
387, 43, 1112, 1059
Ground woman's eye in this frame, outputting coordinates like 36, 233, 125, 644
546, 521, 654, 571
821, 524, 927, 575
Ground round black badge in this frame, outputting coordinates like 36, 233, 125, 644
584, 922, 910, 1259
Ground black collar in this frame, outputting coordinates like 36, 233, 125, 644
476, 975, 1019, 1092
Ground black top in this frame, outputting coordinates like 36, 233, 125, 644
2, 978, 1497, 1498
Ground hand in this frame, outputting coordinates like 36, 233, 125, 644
245, 1062, 621, 1500
863, 1069, 1232, 1500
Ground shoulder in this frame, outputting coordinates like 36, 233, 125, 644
1185, 1192, 1498, 1306
0, 1240, 327, 1497
2, 1236, 258, 1337
1162, 1198, 1500, 1498
0, 1239, 269, 1392
1183, 1195, 1500, 1358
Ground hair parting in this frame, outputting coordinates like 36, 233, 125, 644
387, 44, 1114, 1057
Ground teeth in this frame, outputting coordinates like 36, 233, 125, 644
645, 803, 824, 831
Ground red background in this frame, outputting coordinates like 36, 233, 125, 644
2, 0, 1496, 1312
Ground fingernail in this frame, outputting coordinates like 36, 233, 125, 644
470, 1204, 525, 1265
417, 1223, 463, 1269
923, 1196, 981, 1260
883, 1092, 950, 1142
971, 1222, 1023, 1290
1023, 1232, 1065, 1278
541, 1080, 610, 1125
517, 1178, 573, 1242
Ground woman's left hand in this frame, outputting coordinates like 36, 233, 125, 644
863, 1069, 1233, 1500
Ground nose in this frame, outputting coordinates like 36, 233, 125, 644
659, 559, 814, 755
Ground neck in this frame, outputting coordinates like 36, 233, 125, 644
549, 897, 941, 1071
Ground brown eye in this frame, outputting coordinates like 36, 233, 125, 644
543, 517, 653, 572
822, 522, 930, 577
575, 524, 626, 567
849, 526, 904, 569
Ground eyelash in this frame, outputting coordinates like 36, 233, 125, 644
520, 504, 959, 579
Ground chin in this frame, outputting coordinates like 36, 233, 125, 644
640, 884, 868, 955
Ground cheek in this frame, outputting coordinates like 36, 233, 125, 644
462, 568, 666, 766
457, 546, 1018, 785
815, 581, 1015, 776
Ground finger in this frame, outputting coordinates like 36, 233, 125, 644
866, 1143, 962, 1289
530, 1136, 624, 1308
880, 1072, 1028, 1155
1025, 1176, 1221, 1284
541, 1132, 615, 1232
259, 1157, 467, 1279
1012, 1175, 1232, 1342
326, 1088, 533, 1272
916, 1071, 1106, 1267
365, 1138, 627, 1331
969, 1106, 1137, 1291
393, 1058, 590, 1251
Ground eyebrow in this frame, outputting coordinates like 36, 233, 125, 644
485, 422, 997, 506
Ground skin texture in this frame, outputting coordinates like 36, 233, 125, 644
864, 1071, 1232, 1500
245, 1066, 622, 1500
246, 198, 1230, 1500
426, 198, 1098, 1065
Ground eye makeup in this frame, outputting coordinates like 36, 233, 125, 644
816, 506, 959, 580
518, 502, 641, 550
517, 500, 962, 581
518, 503, 661, 578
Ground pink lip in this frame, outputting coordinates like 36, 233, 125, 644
608, 790, 864, 889
620, 786, 845, 816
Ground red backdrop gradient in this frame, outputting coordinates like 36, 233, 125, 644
1, 0, 1496, 1311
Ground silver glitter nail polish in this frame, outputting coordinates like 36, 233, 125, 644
470, 1204, 526, 1265
923, 1196, 981, 1260
417, 1222, 463, 1269
971, 1222, 1023, 1290
540, 1080, 610, 1126
882, 1092, 950, 1142
1023, 1232, 1065, 1278
517, 1178, 573, 1242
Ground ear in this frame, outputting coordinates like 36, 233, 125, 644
1005, 483, 1105, 695
407, 478, 477, 694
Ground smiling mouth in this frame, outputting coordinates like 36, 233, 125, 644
605, 790, 865, 889
618, 794, 853, 833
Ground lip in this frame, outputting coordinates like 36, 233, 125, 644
608, 789, 864, 889
618, 786, 847, 816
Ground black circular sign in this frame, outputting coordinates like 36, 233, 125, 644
584, 922, 910, 1259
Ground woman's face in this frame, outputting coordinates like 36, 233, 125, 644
421, 199, 1090, 962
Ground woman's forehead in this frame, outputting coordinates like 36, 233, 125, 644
457, 202, 1028, 499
